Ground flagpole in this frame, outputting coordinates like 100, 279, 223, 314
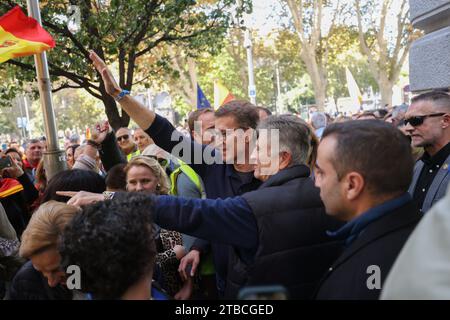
27, 0, 67, 179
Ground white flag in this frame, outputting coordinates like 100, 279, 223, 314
345, 67, 362, 108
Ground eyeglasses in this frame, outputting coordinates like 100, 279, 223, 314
142, 155, 168, 168
116, 134, 129, 142
403, 113, 446, 127
216, 127, 249, 139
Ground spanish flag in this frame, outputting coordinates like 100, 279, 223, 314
0, 6, 55, 64
214, 80, 235, 109
0, 178, 24, 198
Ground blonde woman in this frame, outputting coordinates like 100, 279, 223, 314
124, 156, 187, 297
9, 201, 80, 300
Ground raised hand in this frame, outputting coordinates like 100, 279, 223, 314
1, 155, 24, 179
89, 50, 121, 97
91, 120, 111, 144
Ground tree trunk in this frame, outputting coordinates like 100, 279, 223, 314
102, 95, 130, 130
313, 86, 327, 112
379, 78, 393, 108
301, 49, 327, 111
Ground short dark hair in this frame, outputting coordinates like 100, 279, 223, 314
411, 91, 450, 110
5, 148, 22, 157
188, 108, 214, 132
322, 120, 414, 196
41, 169, 106, 204
356, 111, 377, 120
26, 138, 41, 147
215, 100, 259, 129
256, 106, 272, 116
65, 144, 80, 155
105, 163, 127, 191
60, 193, 157, 300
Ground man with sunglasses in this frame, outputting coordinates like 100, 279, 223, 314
404, 91, 450, 213
115, 127, 140, 161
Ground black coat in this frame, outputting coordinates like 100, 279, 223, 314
315, 200, 421, 300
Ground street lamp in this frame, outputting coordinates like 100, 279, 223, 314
27, 0, 67, 179
244, 29, 256, 105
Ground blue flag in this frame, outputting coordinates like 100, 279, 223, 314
197, 84, 211, 109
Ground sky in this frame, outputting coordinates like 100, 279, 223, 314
245, 0, 406, 40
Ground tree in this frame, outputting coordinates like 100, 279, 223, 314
282, 0, 344, 111
354, 0, 416, 107
52, 88, 104, 131
326, 25, 378, 101
0, 0, 250, 130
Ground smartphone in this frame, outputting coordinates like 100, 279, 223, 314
0, 157, 12, 170
238, 285, 289, 300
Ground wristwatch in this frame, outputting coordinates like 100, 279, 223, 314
102, 191, 116, 201
114, 89, 130, 102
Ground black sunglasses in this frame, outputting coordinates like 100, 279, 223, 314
116, 134, 129, 142
403, 113, 446, 127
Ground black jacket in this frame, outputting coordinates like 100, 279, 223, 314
315, 200, 421, 300
226, 165, 344, 299
8, 261, 71, 300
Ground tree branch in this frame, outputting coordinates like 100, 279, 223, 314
355, 0, 379, 80
52, 83, 82, 93
285, 0, 305, 44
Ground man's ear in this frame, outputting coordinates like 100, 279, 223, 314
279, 151, 292, 170
442, 114, 450, 129
344, 172, 365, 201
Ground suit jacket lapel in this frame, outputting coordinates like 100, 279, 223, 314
423, 154, 450, 211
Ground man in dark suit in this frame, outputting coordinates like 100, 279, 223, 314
314, 120, 422, 300
404, 91, 450, 213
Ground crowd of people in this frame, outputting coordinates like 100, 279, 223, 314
0, 51, 449, 300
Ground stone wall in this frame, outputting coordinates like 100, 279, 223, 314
409, 0, 450, 92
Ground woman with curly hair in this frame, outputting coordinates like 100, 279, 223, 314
124, 156, 188, 298
60, 193, 159, 300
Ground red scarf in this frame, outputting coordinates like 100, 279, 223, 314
23, 158, 38, 170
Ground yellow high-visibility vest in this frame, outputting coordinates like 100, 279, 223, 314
169, 160, 206, 199
126, 149, 141, 161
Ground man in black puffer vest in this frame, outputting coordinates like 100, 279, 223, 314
226, 163, 343, 298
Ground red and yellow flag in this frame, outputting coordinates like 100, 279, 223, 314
0, 178, 24, 198
0, 6, 55, 63
214, 80, 235, 109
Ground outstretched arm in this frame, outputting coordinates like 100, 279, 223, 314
89, 51, 155, 130
89, 51, 214, 176
153, 195, 258, 250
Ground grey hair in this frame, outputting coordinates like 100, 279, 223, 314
311, 112, 327, 129
257, 115, 316, 167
